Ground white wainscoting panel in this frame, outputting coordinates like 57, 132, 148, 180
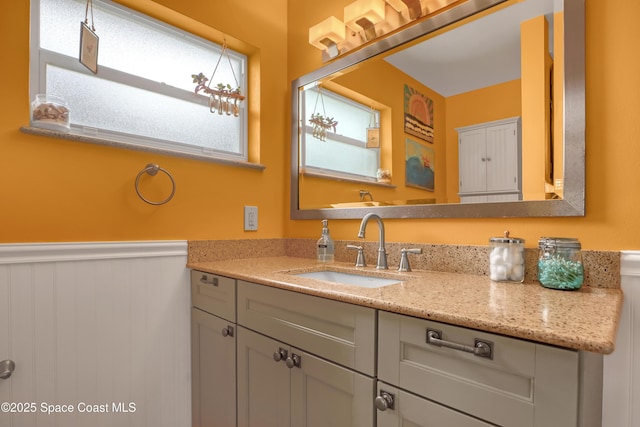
602, 251, 640, 427
0, 241, 191, 427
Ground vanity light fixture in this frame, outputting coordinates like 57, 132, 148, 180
309, 16, 346, 59
422, 0, 459, 15
344, 0, 386, 41
395, 0, 422, 19
309, 0, 463, 61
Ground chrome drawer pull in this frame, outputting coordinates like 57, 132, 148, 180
199, 275, 219, 286
426, 329, 493, 359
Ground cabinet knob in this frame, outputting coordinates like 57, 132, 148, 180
285, 353, 301, 369
0, 360, 15, 380
374, 390, 395, 411
273, 348, 288, 362
221, 325, 234, 337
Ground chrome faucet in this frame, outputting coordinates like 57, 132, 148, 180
359, 190, 373, 201
357, 213, 388, 269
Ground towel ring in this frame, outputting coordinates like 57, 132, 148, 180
135, 163, 176, 205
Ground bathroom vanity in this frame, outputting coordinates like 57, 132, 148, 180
189, 256, 621, 427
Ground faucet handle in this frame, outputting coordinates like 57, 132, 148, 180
398, 248, 422, 272
346, 245, 366, 267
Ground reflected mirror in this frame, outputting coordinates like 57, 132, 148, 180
291, 0, 584, 219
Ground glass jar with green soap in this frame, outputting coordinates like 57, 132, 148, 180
537, 237, 584, 290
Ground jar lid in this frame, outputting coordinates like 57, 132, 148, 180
490, 230, 524, 244
538, 237, 581, 249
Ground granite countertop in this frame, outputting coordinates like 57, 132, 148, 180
187, 256, 622, 354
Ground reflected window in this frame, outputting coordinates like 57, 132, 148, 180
31, 0, 248, 161
301, 87, 380, 180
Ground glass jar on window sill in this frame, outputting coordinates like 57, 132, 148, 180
376, 168, 391, 183
30, 94, 70, 133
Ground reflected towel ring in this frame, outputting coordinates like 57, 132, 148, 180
135, 163, 176, 205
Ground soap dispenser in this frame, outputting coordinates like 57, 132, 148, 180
317, 219, 335, 262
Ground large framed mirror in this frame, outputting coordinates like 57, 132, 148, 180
291, 0, 584, 219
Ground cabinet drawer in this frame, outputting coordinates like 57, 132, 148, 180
378, 311, 579, 427
376, 382, 493, 427
190, 270, 236, 322
237, 281, 376, 376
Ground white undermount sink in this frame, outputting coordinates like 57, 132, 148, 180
293, 270, 401, 288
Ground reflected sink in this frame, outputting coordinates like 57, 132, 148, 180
294, 270, 400, 288
329, 201, 391, 208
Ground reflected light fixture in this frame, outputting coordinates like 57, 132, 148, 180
423, 0, 459, 14
309, 0, 463, 61
397, 0, 423, 19
385, 0, 411, 19
309, 16, 346, 59
344, 0, 386, 41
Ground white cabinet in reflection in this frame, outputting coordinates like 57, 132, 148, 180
457, 117, 522, 203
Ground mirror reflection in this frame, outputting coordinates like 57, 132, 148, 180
292, 0, 583, 219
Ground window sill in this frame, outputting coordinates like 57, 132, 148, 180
300, 168, 396, 188
20, 126, 266, 171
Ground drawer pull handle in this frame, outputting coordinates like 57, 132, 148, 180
200, 275, 219, 286
426, 329, 493, 359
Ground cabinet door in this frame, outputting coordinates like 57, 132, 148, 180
290, 349, 374, 427
485, 122, 519, 192
191, 308, 236, 427
237, 327, 291, 427
458, 128, 488, 194
376, 383, 494, 427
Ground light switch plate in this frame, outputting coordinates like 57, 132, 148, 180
244, 206, 258, 231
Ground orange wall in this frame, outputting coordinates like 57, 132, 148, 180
287, 0, 640, 251
1, 0, 287, 243
521, 15, 552, 199
3, 0, 640, 252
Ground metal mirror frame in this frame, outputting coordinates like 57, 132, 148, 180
291, 0, 584, 219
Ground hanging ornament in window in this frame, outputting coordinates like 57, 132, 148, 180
309, 86, 338, 141
79, 0, 99, 74
366, 106, 380, 148
192, 41, 245, 117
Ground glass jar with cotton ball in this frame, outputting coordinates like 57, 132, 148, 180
489, 231, 525, 283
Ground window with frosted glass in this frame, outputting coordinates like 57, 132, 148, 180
301, 87, 380, 180
31, 0, 248, 160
